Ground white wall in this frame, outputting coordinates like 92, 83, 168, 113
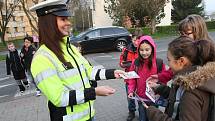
93, 0, 113, 27
157, 1, 172, 26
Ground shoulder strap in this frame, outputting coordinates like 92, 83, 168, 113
208, 94, 215, 121
156, 58, 163, 73
123, 49, 128, 61
7, 53, 10, 59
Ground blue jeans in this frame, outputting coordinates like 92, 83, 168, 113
138, 101, 148, 121
90, 117, 95, 121
125, 84, 136, 112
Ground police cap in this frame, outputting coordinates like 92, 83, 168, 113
30, 0, 71, 17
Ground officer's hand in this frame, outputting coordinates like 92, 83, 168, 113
114, 70, 126, 79
95, 86, 116, 96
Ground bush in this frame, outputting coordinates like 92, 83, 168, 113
128, 21, 215, 38
206, 21, 215, 30
156, 25, 178, 35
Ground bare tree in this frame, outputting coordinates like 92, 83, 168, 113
0, 0, 21, 44
105, 0, 168, 34
70, 0, 92, 31
141, 0, 169, 34
20, 0, 39, 34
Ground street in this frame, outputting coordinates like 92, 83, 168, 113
0, 32, 214, 121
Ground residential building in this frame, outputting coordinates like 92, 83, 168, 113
2, 0, 38, 41
91, 0, 113, 27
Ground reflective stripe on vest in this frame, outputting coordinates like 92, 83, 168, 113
63, 105, 94, 121
90, 66, 100, 80
67, 77, 90, 90
61, 89, 70, 107
34, 68, 57, 85
99, 69, 106, 80
61, 89, 85, 107
75, 90, 85, 104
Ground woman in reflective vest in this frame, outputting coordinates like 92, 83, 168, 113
30, 1, 125, 121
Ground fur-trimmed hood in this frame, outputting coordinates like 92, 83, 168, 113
174, 62, 215, 94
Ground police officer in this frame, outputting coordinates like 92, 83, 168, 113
30, 0, 125, 121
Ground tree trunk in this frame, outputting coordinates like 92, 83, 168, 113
21, 0, 38, 34
1, 29, 6, 45
82, 9, 85, 31
150, 18, 156, 34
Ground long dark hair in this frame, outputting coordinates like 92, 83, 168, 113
135, 40, 154, 69
168, 36, 215, 66
38, 14, 66, 64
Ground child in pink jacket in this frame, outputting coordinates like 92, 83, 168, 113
127, 35, 169, 121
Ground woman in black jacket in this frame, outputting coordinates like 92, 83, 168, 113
20, 36, 41, 96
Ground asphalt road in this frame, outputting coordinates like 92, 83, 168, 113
0, 32, 214, 103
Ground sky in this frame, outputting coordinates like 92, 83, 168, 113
204, 0, 215, 14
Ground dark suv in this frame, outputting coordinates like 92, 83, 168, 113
70, 26, 132, 54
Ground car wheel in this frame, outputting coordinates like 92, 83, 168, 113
116, 40, 127, 51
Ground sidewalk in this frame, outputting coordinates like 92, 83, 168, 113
0, 79, 140, 121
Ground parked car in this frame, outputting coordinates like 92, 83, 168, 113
70, 26, 132, 54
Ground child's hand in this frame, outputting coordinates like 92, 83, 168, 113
147, 81, 159, 89
128, 93, 134, 98
146, 74, 159, 83
32, 51, 36, 54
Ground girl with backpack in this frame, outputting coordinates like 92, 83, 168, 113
127, 35, 167, 121
145, 36, 215, 121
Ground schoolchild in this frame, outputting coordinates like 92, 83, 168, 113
148, 14, 214, 83
20, 36, 41, 96
119, 33, 139, 121
127, 35, 167, 121
145, 36, 215, 121
6, 42, 29, 93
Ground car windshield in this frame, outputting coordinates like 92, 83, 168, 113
76, 29, 92, 38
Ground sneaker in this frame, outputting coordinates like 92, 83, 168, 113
36, 90, 41, 96
127, 111, 135, 121
20, 91, 24, 94
26, 84, 30, 88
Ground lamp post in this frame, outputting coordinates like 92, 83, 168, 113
91, 0, 95, 27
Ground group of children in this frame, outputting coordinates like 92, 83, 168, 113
120, 14, 215, 121
6, 36, 41, 96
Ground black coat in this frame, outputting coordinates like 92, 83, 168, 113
6, 50, 26, 80
20, 45, 36, 70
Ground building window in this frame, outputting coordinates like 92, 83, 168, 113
22, 27, 25, 32
12, 16, 16, 21
14, 27, 18, 32
9, 3, 13, 8
20, 16, 24, 21
6, 27, 10, 33
2, 15, 6, 21
18, 6, 22, 10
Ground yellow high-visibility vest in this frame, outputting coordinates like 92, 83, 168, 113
31, 36, 108, 121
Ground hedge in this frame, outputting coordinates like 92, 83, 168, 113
128, 21, 215, 35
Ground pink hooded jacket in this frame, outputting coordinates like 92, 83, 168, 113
128, 35, 167, 99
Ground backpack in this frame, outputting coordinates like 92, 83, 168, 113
208, 94, 215, 121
